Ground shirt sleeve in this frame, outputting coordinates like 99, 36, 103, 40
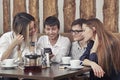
89, 52, 98, 63
0, 34, 10, 60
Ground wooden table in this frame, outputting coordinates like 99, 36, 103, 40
0, 63, 91, 80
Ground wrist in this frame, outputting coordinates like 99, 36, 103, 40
30, 42, 35, 46
90, 48, 97, 53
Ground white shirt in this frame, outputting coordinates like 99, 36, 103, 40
70, 41, 87, 60
37, 35, 71, 63
0, 31, 36, 60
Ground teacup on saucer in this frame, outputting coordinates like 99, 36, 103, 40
1, 59, 15, 67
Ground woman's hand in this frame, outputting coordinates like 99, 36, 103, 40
90, 61, 105, 78
91, 34, 99, 53
83, 59, 105, 78
1, 34, 24, 60
73, 32, 84, 41
13, 34, 24, 46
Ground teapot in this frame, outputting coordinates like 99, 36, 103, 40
24, 54, 42, 73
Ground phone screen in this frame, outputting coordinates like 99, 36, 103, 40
44, 48, 52, 55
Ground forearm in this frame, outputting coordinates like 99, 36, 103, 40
29, 42, 36, 53
1, 43, 16, 60
83, 59, 105, 78
91, 34, 98, 53
82, 59, 95, 66
90, 42, 98, 53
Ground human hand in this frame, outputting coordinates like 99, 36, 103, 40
91, 34, 99, 53
49, 54, 54, 59
13, 34, 24, 46
91, 62, 105, 78
73, 33, 84, 41
94, 33, 99, 45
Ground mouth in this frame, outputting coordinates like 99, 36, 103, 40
49, 35, 55, 37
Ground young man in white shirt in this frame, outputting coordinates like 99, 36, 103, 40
37, 16, 71, 63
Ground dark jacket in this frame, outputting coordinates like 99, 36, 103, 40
80, 40, 120, 80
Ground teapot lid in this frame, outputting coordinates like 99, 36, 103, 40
25, 54, 41, 59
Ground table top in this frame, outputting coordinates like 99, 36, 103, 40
0, 63, 91, 80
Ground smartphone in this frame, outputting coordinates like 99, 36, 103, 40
44, 48, 52, 55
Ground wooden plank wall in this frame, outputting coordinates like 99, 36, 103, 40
2, 0, 119, 33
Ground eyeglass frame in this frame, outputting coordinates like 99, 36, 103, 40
70, 29, 84, 34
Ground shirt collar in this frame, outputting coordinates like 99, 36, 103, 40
46, 34, 61, 47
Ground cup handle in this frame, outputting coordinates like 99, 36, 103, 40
80, 61, 83, 65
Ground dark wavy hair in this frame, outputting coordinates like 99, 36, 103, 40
71, 18, 86, 27
44, 16, 60, 29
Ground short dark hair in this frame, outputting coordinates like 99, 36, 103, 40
44, 16, 60, 29
71, 18, 86, 28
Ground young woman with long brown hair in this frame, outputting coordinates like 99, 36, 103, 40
0, 12, 38, 80
80, 18, 120, 80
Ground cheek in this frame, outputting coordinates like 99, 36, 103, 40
85, 32, 93, 40
53, 29, 59, 34
44, 29, 49, 33
82, 32, 93, 41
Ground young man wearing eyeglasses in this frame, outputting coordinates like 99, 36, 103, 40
70, 18, 87, 60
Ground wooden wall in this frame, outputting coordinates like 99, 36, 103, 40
2, 0, 119, 33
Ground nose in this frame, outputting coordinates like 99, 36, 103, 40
49, 29, 53, 34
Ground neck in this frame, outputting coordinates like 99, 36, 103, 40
49, 35, 59, 46
78, 41, 87, 48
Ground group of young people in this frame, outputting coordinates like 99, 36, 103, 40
0, 12, 120, 80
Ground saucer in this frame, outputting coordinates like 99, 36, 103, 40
1, 64, 18, 68
60, 63, 70, 66
60, 62, 70, 65
67, 65, 84, 70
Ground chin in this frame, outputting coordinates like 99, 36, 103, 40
49, 37, 54, 40
73, 39, 78, 41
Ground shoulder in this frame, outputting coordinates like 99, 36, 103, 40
38, 35, 47, 41
0, 31, 13, 39
59, 35, 70, 42
72, 41, 78, 45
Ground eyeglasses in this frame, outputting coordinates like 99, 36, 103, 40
70, 30, 84, 33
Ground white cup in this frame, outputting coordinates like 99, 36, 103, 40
62, 57, 71, 64
70, 60, 81, 68
2, 59, 14, 67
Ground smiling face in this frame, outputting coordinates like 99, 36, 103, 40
29, 21, 37, 36
44, 25, 59, 40
82, 24, 94, 42
71, 24, 84, 41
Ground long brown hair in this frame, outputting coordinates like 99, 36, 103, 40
85, 18, 120, 75
12, 12, 35, 42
